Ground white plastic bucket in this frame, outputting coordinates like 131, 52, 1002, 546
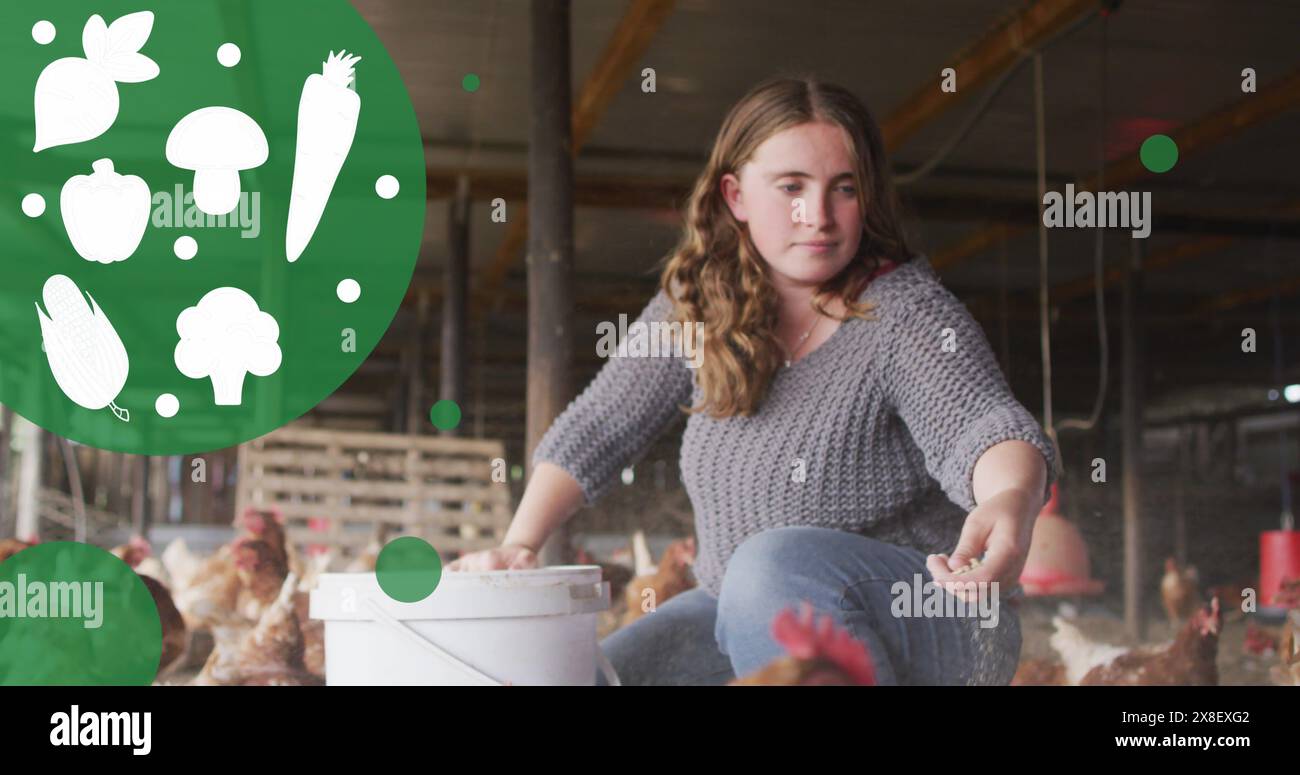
309, 566, 619, 686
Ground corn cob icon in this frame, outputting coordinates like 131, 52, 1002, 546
36, 275, 131, 422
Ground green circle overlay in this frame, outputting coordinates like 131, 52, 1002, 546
1, 1, 427, 455
462, 73, 481, 92
430, 399, 462, 430
375, 536, 442, 603
0, 542, 161, 685
1140, 134, 1178, 173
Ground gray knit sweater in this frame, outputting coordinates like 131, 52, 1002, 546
533, 255, 1059, 684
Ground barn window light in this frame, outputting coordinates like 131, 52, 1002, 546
621, 466, 635, 485
1284, 384, 1300, 403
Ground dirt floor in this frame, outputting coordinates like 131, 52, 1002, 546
1016, 599, 1281, 686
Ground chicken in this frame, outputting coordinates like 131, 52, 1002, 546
1272, 609, 1300, 686
1271, 579, 1300, 686
345, 522, 392, 572
1243, 621, 1278, 656
110, 535, 170, 587
1206, 578, 1253, 621
1011, 657, 1067, 686
575, 546, 634, 607
297, 549, 334, 592
160, 537, 205, 593
730, 603, 876, 685
239, 506, 294, 572
575, 545, 636, 639
631, 530, 655, 577
173, 544, 242, 630
110, 535, 150, 568
1050, 598, 1222, 686
141, 575, 189, 680
1160, 557, 1201, 624
231, 536, 290, 623
110, 536, 188, 678
194, 574, 323, 686
0, 537, 37, 562
178, 533, 287, 634
293, 591, 326, 680
621, 535, 696, 627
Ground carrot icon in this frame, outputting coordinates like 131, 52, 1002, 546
286, 51, 362, 263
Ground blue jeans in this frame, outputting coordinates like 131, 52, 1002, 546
597, 526, 1020, 686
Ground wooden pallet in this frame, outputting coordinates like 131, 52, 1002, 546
235, 425, 513, 560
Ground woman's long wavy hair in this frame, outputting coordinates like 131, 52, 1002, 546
660, 77, 914, 418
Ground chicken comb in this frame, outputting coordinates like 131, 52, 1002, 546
1275, 578, 1300, 609
1193, 596, 1222, 636
771, 602, 877, 685
239, 507, 265, 533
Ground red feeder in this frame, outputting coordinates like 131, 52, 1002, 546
1019, 482, 1105, 596
1259, 530, 1300, 610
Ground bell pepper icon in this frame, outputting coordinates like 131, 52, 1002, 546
60, 159, 152, 264
36, 275, 131, 422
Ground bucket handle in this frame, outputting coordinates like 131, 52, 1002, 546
363, 596, 623, 686
364, 597, 501, 685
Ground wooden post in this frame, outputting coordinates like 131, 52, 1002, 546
527, 0, 575, 567
440, 174, 471, 436
1175, 424, 1189, 565
1121, 237, 1146, 640
132, 456, 149, 537
406, 289, 433, 435
15, 422, 42, 540
58, 438, 88, 543
150, 456, 169, 530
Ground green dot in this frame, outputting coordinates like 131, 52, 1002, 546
0, 542, 161, 685
462, 73, 480, 92
1140, 134, 1178, 173
430, 399, 461, 430
375, 536, 443, 603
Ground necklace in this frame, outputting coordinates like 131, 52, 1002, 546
782, 313, 822, 368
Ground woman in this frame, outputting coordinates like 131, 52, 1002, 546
448, 77, 1059, 686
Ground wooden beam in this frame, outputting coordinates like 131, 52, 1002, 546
1198, 272, 1300, 313
1121, 239, 1146, 640
883, 0, 1097, 149
440, 175, 472, 435
476, 0, 678, 317
932, 67, 1300, 270
529, 0, 577, 566
1051, 234, 1236, 304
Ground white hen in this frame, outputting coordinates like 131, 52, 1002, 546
1049, 616, 1132, 686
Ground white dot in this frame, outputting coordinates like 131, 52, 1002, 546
155, 394, 180, 418
21, 194, 45, 218
32, 21, 56, 45
174, 236, 198, 260
217, 43, 242, 68
375, 175, 400, 200
337, 279, 361, 303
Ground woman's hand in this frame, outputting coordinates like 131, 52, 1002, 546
446, 543, 539, 572
925, 488, 1040, 602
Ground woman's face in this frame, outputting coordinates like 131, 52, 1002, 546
721, 121, 865, 291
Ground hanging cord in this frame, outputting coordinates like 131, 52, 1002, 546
1270, 251, 1294, 530
1059, 14, 1111, 432
1032, 51, 1062, 468
895, 8, 1099, 187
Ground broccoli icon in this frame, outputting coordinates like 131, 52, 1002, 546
174, 287, 282, 406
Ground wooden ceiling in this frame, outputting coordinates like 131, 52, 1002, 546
320, 0, 1300, 453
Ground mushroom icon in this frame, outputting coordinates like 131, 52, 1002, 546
166, 107, 268, 216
